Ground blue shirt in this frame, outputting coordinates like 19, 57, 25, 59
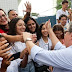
31, 42, 72, 72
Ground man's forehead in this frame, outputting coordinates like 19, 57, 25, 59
65, 31, 72, 35
10, 10, 17, 14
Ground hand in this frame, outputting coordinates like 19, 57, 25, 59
35, 41, 39, 46
23, 32, 37, 43
23, 48, 29, 55
23, 1, 31, 13
45, 19, 52, 32
0, 40, 11, 58
20, 48, 29, 59
68, 9, 72, 14
23, 32, 32, 42
1, 54, 14, 69
32, 34, 37, 43
1, 33, 7, 36
18, 34, 24, 42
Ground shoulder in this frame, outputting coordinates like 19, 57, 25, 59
57, 9, 62, 12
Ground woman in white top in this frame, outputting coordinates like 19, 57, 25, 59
7, 18, 35, 72
36, 23, 52, 72
37, 23, 52, 50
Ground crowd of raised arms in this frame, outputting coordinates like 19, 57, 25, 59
0, 0, 72, 72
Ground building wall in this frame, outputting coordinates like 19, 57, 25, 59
36, 15, 56, 27
0, 0, 18, 15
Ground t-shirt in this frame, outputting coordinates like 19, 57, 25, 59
56, 9, 68, 20
38, 37, 52, 50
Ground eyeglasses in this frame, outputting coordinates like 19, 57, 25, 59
0, 14, 6, 19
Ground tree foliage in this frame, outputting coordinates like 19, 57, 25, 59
31, 13, 39, 16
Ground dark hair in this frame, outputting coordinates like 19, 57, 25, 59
37, 23, 49, 40
59, 14, 67, 20
8, 18, 22, 35
24, 17, 39, 34
53, 24, 64, 39
0, 8, 6, 15
62, 0, 68, 4
8, 9, 16, 16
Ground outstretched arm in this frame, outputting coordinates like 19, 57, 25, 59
22, 1, 31, 20
45, 19, 59, 47
20, 48, 28, 68
2, 33, 23, 43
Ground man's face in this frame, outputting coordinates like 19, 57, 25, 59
60, 17, 67, 26
8, 10, 18, 20
62, 3, 68, 10
64, 32, 72, 47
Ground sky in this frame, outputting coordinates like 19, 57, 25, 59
18, 0, 57, 17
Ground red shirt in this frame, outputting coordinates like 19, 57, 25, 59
0, 29, 8, 33
0, 29, 5, 33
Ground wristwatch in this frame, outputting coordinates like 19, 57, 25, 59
25, 38, 32, 43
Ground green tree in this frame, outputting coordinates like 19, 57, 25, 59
31, 13, 39, 16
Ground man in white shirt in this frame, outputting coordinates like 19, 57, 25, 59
22, 20, 72, 72
56, 0, 68, 23
58, 14, 70, 31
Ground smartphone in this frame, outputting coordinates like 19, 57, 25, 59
8, 52, 20, 61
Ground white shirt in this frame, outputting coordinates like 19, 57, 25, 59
7, 59, 22, 72
38, 37, 52, 50
31, 42, 72, 72
13, 41, 32, 63
56, 9, 68, 20
7, 42, 24, 72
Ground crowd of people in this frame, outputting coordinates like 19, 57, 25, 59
0, 0, 72, 72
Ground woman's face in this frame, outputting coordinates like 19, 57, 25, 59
0, 10, 8, 25
54, 31, 63, 39
27, 19, 36, 33
41, 24, 48, 37
16, 19, 26, 35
